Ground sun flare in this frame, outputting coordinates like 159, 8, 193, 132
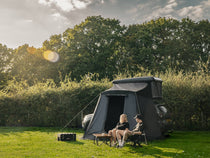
43, 50, 59, 62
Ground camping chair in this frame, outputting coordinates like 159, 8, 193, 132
127, 132, 148, 147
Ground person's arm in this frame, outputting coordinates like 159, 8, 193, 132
115, 122, 120, 129
133, 131, 142, 135
134, 123, 144, 135
132, 123, 143, 135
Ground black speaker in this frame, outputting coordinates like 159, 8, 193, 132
57, 133, 76, 141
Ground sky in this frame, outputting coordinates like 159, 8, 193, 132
0, 0, 210, 49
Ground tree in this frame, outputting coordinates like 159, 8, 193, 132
123, 17, 210, 74
10, 44, 60, 84
42, 34, 63, 52
0, 43, 12, 88
61, 15, 126, 80
190, 19, 210, 72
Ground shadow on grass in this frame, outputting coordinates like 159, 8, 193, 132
0, 126, 83, 135
62, 140, 84, 145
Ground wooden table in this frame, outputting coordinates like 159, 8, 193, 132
93, 133, 112, 146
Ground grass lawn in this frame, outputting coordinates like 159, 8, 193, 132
0, 127, 209, 158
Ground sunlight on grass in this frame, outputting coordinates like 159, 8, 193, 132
0, 128, 209, 158
153, 146, 184, 153
153, 154, 172, 158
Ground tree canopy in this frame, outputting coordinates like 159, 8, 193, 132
0, 16, 209, 86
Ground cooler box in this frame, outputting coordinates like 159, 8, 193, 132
57, 133, 76, 141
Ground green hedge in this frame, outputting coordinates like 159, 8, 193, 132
0, 73, 209, 130
161, 72, 210, 130
0, 78, 111, 127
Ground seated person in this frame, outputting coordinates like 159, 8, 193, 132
108, 114, 129, 147
117, 114, 144, 147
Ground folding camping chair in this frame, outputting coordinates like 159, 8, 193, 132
127, 132, 148, 147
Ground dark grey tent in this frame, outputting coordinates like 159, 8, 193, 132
83, 77, 165, 140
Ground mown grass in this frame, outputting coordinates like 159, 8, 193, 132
0, 127, 209, 158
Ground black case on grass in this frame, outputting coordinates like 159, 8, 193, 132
57, 133, 76, 141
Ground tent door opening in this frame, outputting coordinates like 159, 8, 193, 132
104, 96, 125, 132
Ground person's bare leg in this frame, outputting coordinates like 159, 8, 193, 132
116, 130, 123, 141
123, 130, 132, 142
122, 130, 132, 146
109, 129, 117, 146
108, 130, 113, 143
116, 130, 125, 146
112, 129, 117, 143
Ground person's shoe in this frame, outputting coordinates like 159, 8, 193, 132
111, 142, 116, 147
118, 140, 122, 146
117, 143, 124, 148
117, 145, 122, 148
121, 140, 125, 146
118, 144, 123, 148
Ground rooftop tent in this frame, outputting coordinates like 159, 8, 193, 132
83, 77, 163, 140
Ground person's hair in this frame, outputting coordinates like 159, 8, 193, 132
120, 114, 128, 123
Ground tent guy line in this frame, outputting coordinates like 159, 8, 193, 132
60, 93, 100, 131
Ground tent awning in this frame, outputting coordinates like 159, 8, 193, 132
104, 82, 148, 93
113, 77, 162, 84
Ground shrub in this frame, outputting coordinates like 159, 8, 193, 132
0, 72, 209, 130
